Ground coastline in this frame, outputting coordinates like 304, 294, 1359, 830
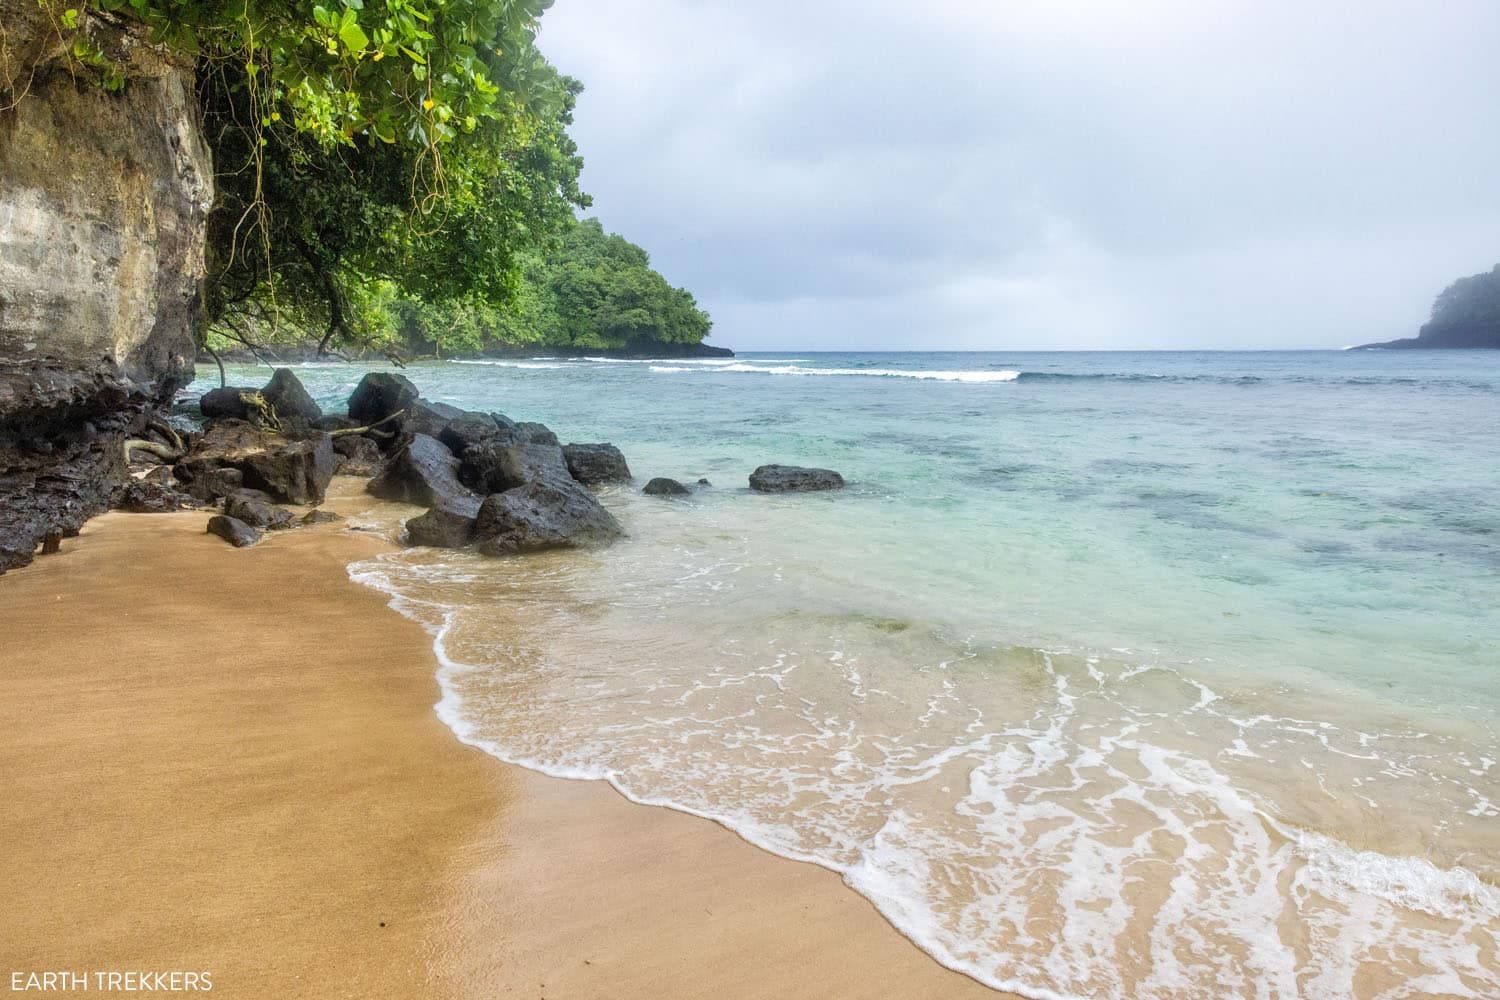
0, 481, 1003, 999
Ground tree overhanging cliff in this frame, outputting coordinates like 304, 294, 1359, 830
32, 0, 714, 358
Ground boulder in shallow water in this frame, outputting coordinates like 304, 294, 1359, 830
405, 495, 483, 549
261, 368, 322, 426
459, 438, 571, 495
300, 509, 344, 526
347, 372, 419, 425
473, 480, 623, 556
749, 464, 845, 493
224, 491, 295, 531
367, 433, 479, 509
643, 477, 690, 496
563, 443, 632, 485
207, 514, 261, 548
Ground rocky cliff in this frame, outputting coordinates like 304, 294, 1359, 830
1358, 263, 1500, 349
0, 1, 213, 571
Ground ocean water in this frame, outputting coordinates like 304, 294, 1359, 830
201, 351, 1500, 999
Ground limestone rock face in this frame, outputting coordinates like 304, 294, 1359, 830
0, 2, 213, 571
0, 1, 213, 384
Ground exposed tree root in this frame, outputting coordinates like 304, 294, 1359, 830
147, 417, 185, 452
123, 439, 184, 464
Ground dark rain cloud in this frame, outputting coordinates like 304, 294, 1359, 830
538, 1, 1500, 349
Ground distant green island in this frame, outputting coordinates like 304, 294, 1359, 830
1359, 264, 1500, 349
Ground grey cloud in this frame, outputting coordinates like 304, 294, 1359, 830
539, 0, 1500, 349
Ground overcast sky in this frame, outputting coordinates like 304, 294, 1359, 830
537, 1, 1500, 351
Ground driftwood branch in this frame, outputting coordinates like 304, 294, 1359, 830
328, 408, 405, 438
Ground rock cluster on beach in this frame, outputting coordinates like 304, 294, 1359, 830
86, 365, 847, 559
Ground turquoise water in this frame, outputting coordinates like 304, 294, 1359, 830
202, 351, 1500, 999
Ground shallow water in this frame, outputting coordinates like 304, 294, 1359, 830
200, 350, 1500, 999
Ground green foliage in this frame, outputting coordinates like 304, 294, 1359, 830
395, 218, 712, 354
43, 0, 589, 354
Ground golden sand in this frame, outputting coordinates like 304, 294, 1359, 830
0, 485, 1003, 999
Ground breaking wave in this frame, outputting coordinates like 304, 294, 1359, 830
346, 533, 1500, 1000
650, 363, 1021, 382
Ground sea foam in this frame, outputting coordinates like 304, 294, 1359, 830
346, 537, 1500, 1000
652, 362, 1021, 382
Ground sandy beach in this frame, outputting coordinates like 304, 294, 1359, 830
0, 483, 1002, 1000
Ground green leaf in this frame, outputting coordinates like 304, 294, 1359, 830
339, 17, 370, 52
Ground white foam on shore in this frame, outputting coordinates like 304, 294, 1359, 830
346, 550, 1500, 1000
650, 363, 1021, 382
448, 359, 570, 369
444, 356, 1017, 381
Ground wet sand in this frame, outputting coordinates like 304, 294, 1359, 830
0, 485, 1004, 999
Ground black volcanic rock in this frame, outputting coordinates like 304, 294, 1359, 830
261, 368, 322, 426
175, 462, 244, 503
181, 420, 336, 504
332, 435, 382, 477
472, 480, 624, 556
224, 491, 295, 531
405, 496, 482, 548
516, 421, 559, 446
643, 477, 690, 496
0, 361, 155, 573
235, 434, 336, 504
198, 386, 255, 420
1359, 263, 1500, 349
207, 514, 261, 548
563, 443, 632, 484
117, 480, 193, 513
749, 464, 845, 493
459, 438, 571, 495
439, 413, 513, 456
402, 398, 465, 439
314, 414, 359, 432
368, 433, 480, 510
348, 372, 419, 424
